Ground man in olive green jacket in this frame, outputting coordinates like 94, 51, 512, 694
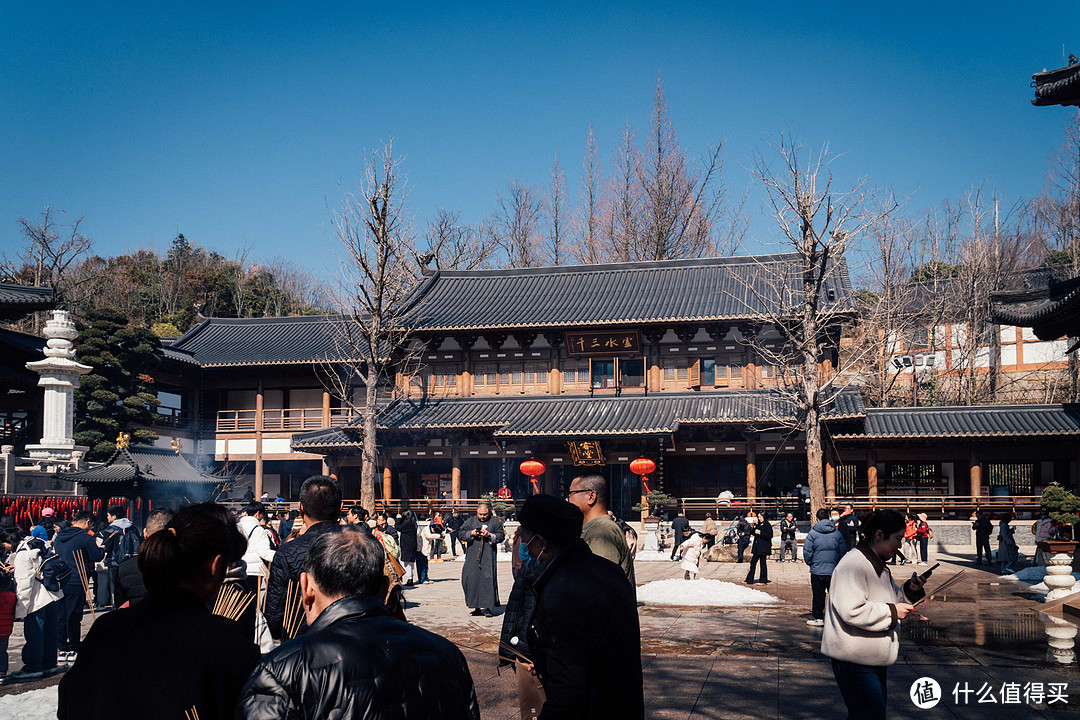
567, 472, 636, 587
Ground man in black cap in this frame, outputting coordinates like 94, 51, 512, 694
504, 494, 644, 719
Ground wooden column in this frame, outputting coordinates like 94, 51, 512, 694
383, 465, 393, 509
648, 344, 662, 392
451, 451, 461, 503
321, 391, 330, 427
867, 450, 878, 502
825, 446, 836, 504
254, 382, 264, 499
746, 446, 757, 501
969, 448, 982, 499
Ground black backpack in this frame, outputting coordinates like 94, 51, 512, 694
107, 525, 142, 566
27, 539, 72, 592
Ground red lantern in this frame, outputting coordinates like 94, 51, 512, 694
519, 459, 546, 494
631, 456, 657, 502
629, 457, 656, 477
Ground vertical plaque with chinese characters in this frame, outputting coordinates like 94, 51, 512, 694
567, 440, 605, 466
564, 330, 641, 356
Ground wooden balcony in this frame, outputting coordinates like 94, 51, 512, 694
215, 407, 359, 433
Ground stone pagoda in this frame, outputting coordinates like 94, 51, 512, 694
24, 309, 92, 468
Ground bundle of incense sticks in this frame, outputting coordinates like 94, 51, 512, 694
184, 706, 201, 720
212, 583, 255, 622
283, 579, 305, 641
913, 569, 967, 606
467, 620, 532, 665
72, 552, 95, 620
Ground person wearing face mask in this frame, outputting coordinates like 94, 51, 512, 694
499, 495, 643, 720
802, 508, 848, 627
458, 503, 505, 617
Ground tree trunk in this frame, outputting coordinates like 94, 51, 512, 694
361, 373, 378, 512
806, 405, 824, 518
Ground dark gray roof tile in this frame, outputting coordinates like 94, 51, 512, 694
59, 445, 225, 484
291, 388, 865, 447
169, 315, 359, 368
834, 404, 1080, 440
401, 254, 855, 332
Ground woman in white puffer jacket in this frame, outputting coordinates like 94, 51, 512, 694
12, 535, 65, 680
821, 509, 927, 720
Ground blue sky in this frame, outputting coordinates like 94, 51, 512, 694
2, 2, 1078, 279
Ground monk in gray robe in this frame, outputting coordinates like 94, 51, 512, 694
458, 502, 505, 616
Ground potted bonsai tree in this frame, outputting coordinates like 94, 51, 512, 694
1037, 483, 1080, 601
1041, 483, 1080, 542
631, 490, 674, 520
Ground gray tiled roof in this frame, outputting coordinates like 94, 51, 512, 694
1033, 61, 1080, 107
991, 274, 1080, 342
400, 253, 855, 332
59, 445, 226, 484
168, 315, 360, 368
0, 283, 55, 319
833, 404, 1080, 440
291, 388, 865, 448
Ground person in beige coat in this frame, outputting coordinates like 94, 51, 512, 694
821, 509, 926, 720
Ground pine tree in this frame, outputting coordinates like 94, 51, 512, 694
73, 308, 162, 459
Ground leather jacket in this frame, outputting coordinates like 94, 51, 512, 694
237, 594, 480, 720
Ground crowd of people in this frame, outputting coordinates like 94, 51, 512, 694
0, 474, 1055, 720
0, 472, 646, 719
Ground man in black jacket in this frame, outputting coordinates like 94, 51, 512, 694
779, 512, 798, 563
445, 508, 464, 557
53, 511, 105, 661
265, 475, 342, 639
973, 511, 994, 564
514, 494, 644, 720
236, 527, 479, 719
669, 510, 690, 560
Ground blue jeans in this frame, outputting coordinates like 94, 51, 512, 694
22, 601, 61, 673
832, 659, 887, 720
417, 554, 429, 583
919, 537, 929, 563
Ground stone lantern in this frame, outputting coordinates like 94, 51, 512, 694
24, 310, 92, 467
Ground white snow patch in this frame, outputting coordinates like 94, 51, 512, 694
1002, 567, 1080, 594
0, 685, 58, 720
635, 551, 680, 563
636, 578, 782, 606
1005, 566, 1049, 583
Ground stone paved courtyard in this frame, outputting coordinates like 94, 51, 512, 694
4, 551, 1080, 719
405, 552, 1080, 719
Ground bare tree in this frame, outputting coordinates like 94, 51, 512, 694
328, 140, 421, 511
849, 197, 917, 407
740, 135, 889, 517
545, 149, 568, 265
2, 207, 93, 330
490, 179, 544, 268
423, 209, 495, 271
606, 121, 641, 262
571, 123, 606, 264
635, 78, 728, 260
